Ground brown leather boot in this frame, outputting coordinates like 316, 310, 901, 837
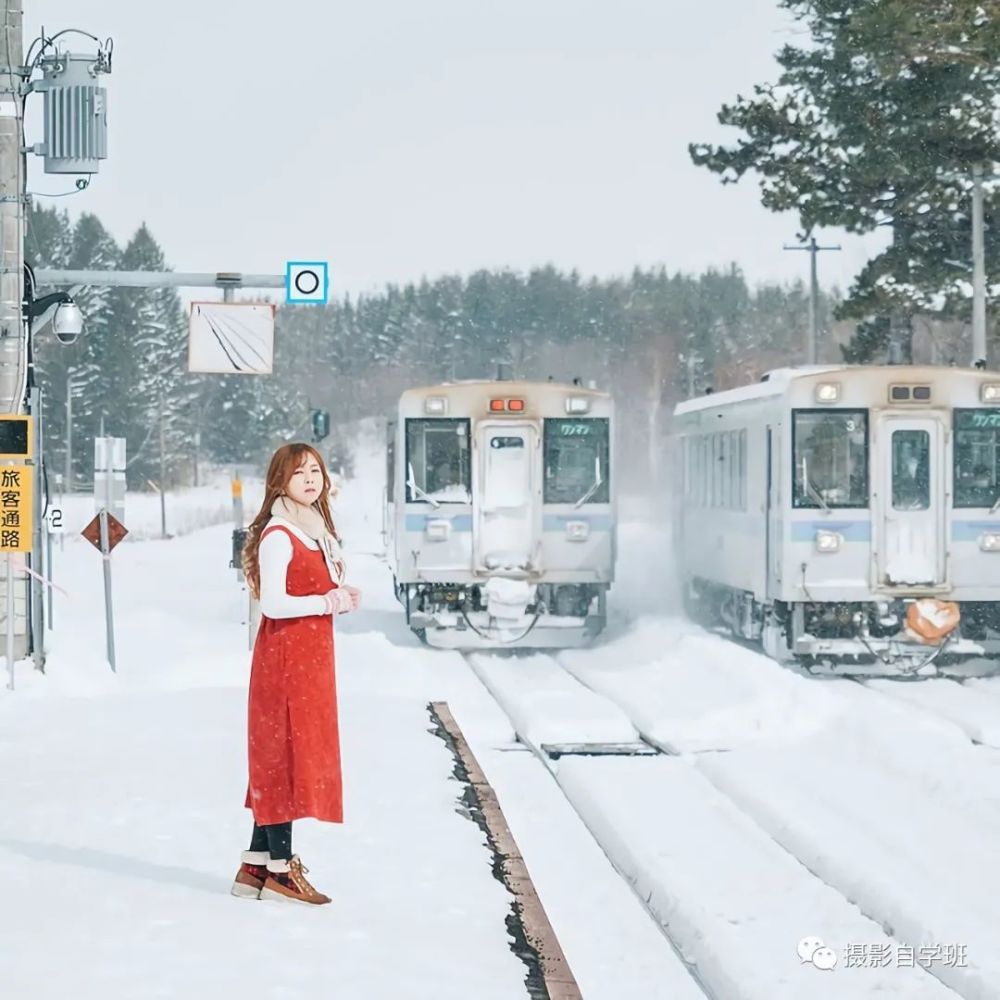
231, 851, 269, 899
260, 856, 331, 905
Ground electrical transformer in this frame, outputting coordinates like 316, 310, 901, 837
32, 50, 110, 175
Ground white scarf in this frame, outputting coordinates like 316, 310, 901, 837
271, 496, 345, 584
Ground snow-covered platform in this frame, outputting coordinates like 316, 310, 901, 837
5, 465, 1000, 999
0, 483, 701, 1000
0, 527, 534, 1000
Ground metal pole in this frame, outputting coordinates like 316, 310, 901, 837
5, 553, 13, 690
808, 237, 819, 365
65, 369, 79, 494
972, 164, 987, 366
100, 438, 116, 672
57, 470, 64, 553
159, 391, 167, 539
35, 269, 288, 290
0, 0, 24, 415
784, 237, 841, 365
29, 385, 43, 670
46, 526, 52, 626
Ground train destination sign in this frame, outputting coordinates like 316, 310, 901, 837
956, 410, 1000, 430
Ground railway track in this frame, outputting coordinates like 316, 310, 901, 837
458, 646, 980, 999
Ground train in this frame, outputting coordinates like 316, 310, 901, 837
383, 372, 615, 649
671, 364, 1000, 674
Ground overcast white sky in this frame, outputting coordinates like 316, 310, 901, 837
24, 0, 888, 302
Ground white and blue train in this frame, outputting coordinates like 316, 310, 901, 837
672, 364, 1000, 674
384, 375, 615, 649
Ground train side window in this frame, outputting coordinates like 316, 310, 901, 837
792, 409, 869, 509
739, 429, 747, 510
954, 409, 1000, 507
386, 421, 396, 497
712, 434, 722, 507
405, 418, 471, 503
724, 432, 731, 508
543, 418, 610, 504
699, 436, 706, 506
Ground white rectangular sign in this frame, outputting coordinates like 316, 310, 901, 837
46, 507, 65, 535
188, 301, 275, 375
94, 437, 127, 473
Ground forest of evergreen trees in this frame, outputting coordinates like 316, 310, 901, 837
28, 202, 859, 493
29, 214, 985, 496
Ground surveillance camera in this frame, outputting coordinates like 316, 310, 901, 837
52, 301, 84, 344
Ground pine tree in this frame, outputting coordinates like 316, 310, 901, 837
689, 0, 1000, 362
94, 224, 193, 488
29, 209, 121, 489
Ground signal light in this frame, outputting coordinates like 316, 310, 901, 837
489, 399, 505, 412
507, 399, 524, 411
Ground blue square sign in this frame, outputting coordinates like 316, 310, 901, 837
286, 261, 329, 304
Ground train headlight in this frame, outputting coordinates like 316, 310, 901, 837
981, 384, 1000, 403
565, 520, 590, 541
424, 396, 448, 415
979, 532, 1000, 552
425, 519, 451, 542
815, 382, 841, 403
815, 529, 841, 553
566, 396, 590, 414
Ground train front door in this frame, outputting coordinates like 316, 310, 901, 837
473, 422, 540, 573
875, 415, 947, 587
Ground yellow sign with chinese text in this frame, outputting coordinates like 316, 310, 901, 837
0, 465, 32, 553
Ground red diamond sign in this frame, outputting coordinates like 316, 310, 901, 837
81, 512, 128, 553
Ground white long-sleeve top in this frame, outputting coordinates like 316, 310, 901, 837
258, 518, 330, 619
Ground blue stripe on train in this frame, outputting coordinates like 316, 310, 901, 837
790, 520, 1000, 543
952, 521, 1000, 542
405, 514, 473, 532
403, 513, 614, 533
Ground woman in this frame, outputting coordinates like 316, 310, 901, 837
231, 443, 360, 905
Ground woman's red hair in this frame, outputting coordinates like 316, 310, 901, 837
242, 443, 339, 599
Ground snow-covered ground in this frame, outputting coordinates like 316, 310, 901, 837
4, 426, 999, 998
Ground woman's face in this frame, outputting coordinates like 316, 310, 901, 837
285, 454, 324, 505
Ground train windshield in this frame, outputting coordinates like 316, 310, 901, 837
543, 418, 610, 504
792, 410, 868, 508
954, 409, 1000, 507
405, 419, 471, 503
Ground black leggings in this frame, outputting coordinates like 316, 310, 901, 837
249, 821, 292, 861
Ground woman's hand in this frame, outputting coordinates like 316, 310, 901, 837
342, 585, 362, 612
323, 586, 361, 615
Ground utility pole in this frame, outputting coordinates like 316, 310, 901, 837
64, 368, 83, 493
972, 164, 987, 367
0, 0, 24, 415
685, 352, 699, 398
784, 236, 841, 364
158, 390, 167, 539
0, 1, 27, 675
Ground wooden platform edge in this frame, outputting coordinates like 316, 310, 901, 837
429, 701, 583, 1000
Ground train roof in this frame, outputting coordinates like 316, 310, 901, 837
401, 379, 610, 398
673, 364, 1000, 416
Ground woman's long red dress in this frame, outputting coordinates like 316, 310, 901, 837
245, 524, 343, 825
